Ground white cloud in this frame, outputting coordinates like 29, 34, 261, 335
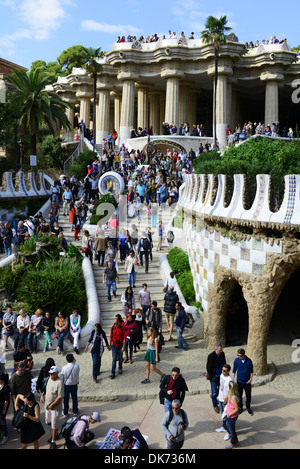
81, 19, 142, 36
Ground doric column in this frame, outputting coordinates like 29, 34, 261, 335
165, 77, 180, 126
79, 96, 91, 126
96, 77, 114, 143
112, 91, 122, 137
118, 71, 138, 145
188, 90, 198, 129
136, 84, 152, 130
149, 91, 161, 135
179, 82, 194, 126
261, 71, 283, 127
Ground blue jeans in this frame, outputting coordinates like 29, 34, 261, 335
111, 345, 123, 376
14, 330, 28, 350
226, 416, 238, 444
4, 245, 12, 257
63, 384, 78, 415
91, 351, 102, 380
57, 331, 66, 352
164, 398, 172, 415
219, 401, 228, 431
176, 327, 188, 350
128, 271, 136, 287
106, 280, 117, 301
210, 376, 220, 408
28, 332, 38, 352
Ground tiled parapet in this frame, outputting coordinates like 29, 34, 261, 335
0, 171, 52, 199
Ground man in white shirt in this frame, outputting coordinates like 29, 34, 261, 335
24, 217, 35, 236
61, 354, 80, 418
216, 363, 233, 440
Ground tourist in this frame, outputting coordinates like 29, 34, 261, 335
28, 308, 43, 354
109, 316, 126, 379
225, 381, 240, 449
206, 344, 227, 414
137, 232, 152, 273
123, 312, 139, 364
132, 308, 144, 352
117, 426, 149, 449
124, 250, 139, 288
232, 348, 254, 415
41, 310, 54, 352
104, 240, 118, 267
103, 261, 119, 302
121, 286, 136, 315
174, 302, 189, 351
54, 311, 69, 354
36, 357, 56, 396
161, 399, 189, 449
216, 364, 233, 440
14, 309, 30, 351
12, 343, 33, 374
16, 221, 28, 245
156, 220, 164, 251
163, 271, 176, 293
0, 372, 10, 445
141, 327, 164, 384
85, 323, 109, 383
163, 285, 179, 341
69, 308, 81, 355
73, 209, 82, 241
117, 228, 127, 263
159, 367, 189, 414
62, 186, 73, 216
82, 230, 94, 263
10, 363, 32, 415
41, 365, 64, 449
95, 229, 108, 266
15, 391, 45, 449
61, 353, 80, 418
146, 301, 162, 336
138, 283, 152, 329
65, 411, 101, 449
1, 305, 17, 348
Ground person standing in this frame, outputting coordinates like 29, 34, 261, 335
232, 348, 254, 415
41, 365, 64, 449
15, 392, 45, 449
146, 301, 162, 336
159, 367, 189, 415
94, 229, 108, 267
163, 285, 179, 341
10, 363, 32, 415
123, 313, 139, 364
161, 399, 189, 450
156, 220, 164, 251
141, 327, 164, 384
85, 323, 109, 383
61, 354, 80, 418
138, 283, 151, 330
103, 261, 119, 302
216, 364, 233, 440
109, 316, 126, 379
225, 381, 240, 449
62, 187, 73, 216
0, 372, 10, 445
137, 232, 151, 273
206, 344, 226, 414
174, 302, 189, 351
124, 250, 139, 288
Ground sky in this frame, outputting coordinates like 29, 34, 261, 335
0, 0, 299, 70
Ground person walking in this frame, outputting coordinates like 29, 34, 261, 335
141, 327, 164, 384
161, 399, 189, 450
137, 232, 151, 273
159, 367, 189, 415
225, 381, 240, 449
174, 302, 189, 351
206, 344, 226, 414
15, 392, 45, 449
146, 301, 162, 336
85, 323, 109, 383
41, 365, 64, 449
156, 220, 164, 251
109, 316, 126, 379
124, 250, 139, 288
62, 186, 73, 216
103, 261, 119, 302
138, 283, 151, 331
61, 354, 80, 418
123, 313, 139, 364
216, 364, 233, 440
95, 230, 108, 266
10, 363, 32, 415
232, 348, 254, 415
163, 285, 179, 341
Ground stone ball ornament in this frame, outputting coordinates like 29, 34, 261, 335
98, 171, 125, 196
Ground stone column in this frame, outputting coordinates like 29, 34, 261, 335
113, 92, 122, 137
97, 88, 110, 143
79, 96, 91, 127
164, 77, 180, 126
179, 84, 190, 127
149, 91, 161, 135
260, 71, 283, 127
63, 97, 77, 142
188, 91, 198, 129
136, 84, 152, 130
119, 73, 137, 145
215, 74, 228, 148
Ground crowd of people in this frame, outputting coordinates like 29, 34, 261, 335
245, 36, 288, 49
226, 121, 294, 145
116, 31, 198, 44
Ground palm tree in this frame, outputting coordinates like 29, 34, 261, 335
201, 16, 231, 148
84, 47, 103, 151
5, 68, 71, 160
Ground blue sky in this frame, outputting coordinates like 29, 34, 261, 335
0, 0, 299, 69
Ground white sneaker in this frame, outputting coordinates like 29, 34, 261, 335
0, 436, 8, 445
224, 432, 230, 440
215, 426, 226, 433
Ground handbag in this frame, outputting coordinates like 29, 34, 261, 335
12, 409, 25, 429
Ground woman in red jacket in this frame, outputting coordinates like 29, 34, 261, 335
123, 313, 139, 364
69, 202, 76, 232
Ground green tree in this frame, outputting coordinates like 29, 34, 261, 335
84, 47, 103, 151
201, 16, 231, 148
57, 45, 90, 75
4, 68, 71, 162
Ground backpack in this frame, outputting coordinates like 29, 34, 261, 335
142, 237, 151, 252
61, 416, 86, 440
185, 312, 195, 329
166, 408, 187, 428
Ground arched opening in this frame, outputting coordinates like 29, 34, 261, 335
225, 283, 249, 347
268, 267, 300, 345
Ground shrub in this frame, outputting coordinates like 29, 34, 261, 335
177, 271, 196, 305
167, 247, 190, 276
167, 247, 199, 307
68, 149, 97, 179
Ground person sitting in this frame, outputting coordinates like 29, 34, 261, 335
116, 426, 148, 449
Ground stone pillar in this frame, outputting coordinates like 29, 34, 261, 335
79, 97, 91, 127
160, 95, 165, 134
179, 84, 190, 127
164, 77, 180, 126
260, 71, 283, 127
97, 88, 110, 143
119, 75, 137, 145
188, 91, 198, 129
113, 92, 122, 137
136, 84, 151, 130
63, 99, 76, 142
149, 91, 161, 135
215, 74, 228, 148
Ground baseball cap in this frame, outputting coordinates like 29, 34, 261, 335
49, 366, 59, 374
91, 411, 101, 422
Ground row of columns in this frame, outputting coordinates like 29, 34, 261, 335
62, 70, 282, 147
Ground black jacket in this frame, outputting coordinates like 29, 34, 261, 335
163, 290, 179, 314
206, 351, 226, 381
159, 374, 189, 404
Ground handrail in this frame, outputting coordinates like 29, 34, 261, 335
63, 137, 84, 174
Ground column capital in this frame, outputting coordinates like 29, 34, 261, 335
160, 69, 185, 80
260, 71, 284, 82
117, 71, 139, 82
135, 82, 154, 91
207, 65, 233, 77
